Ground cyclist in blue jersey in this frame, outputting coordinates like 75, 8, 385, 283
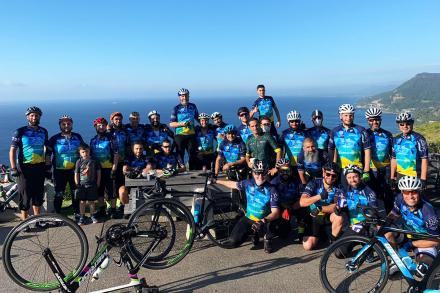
169, 88, 199, 170
385, 176, 439, 277
9, 106, 50, 220
237, 106, 253, 144
297, 137, 327, 186
153, 139, 186, 177
299, 162, 344, 251
391, 112, 428, 189
90, 117, 119, 219
306, 110, 330, 156
47, 115, 85, 216
249, 84, 281, 136
214, 125, 247, 179
211, 112, 228, 150
364, 107, 394, 212
194, 113, 217, 170
125, 112, 145, 151
215, 160, 284, 253
145, 110, 174, 157
281, 111, 307, 169
329, 104, 371, 188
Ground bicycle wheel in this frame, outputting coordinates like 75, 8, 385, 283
2, 214, 88, 291
423, 256, 440, 291
320, 235, 389, 293
127, 198, 196, 270
203, 197, 243, 248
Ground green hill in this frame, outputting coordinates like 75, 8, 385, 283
414, 121, 440, 153
357, 73, 440, 122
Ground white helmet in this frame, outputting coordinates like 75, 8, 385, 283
398, 176, 422, 191
396, 112, 414, 123
178, 88, 189, 96
365, 107, 382, 119
287, 110, 301, 121
211, 112, 222, 119
148, 110, 159, 118
339, 104, 355, 114
198, 112, 209, 120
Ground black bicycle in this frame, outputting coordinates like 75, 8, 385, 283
0, 165, 18, 213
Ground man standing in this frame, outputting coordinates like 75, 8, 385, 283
236, 106, 253, 144
249, 84, 282, 135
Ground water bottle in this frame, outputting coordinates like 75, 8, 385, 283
6, 184, 18, 197
398, 248, 417, 271
193, 199, 201, 224
91, 256, 110, 281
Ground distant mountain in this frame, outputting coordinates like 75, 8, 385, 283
357, 73, 440, 122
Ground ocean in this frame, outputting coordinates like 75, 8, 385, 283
0, 96, 398, 165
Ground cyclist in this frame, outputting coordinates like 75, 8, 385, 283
245, 118, 281, 176
215, 160, 283, 253
306, 109, 331, 156
47, 115, 85, 216
194, 113, 216, 170
297, 137, 327, 186
364, 107, 394, 212
145, 110, 174, 157
299, 162, 344, 251
9, 106, 49, 220
237, 106, 253, 144
125, 112, 145, 151
153, 139, 186, 177
281, 110, 307, 168
260, 116, 279, 142
391, 112, 428, 189
329, 104, 371, 188
90, 117, 119, 219
385, 176, 440, 277
169, 88, 199, 170
211, 112, 227, 150
249, 84, 281, 136
214, 124, 246, 179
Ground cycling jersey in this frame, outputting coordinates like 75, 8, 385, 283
238, 124, 253, 144
214, 121, 227, 150
306, 126, 330, 151
246, 133, 281, 168
124, 123, 145, 146
270, 175, 300, 208
338, 184, 377, 225
11, 126, 49, 165
237, 178, 279, 221
154, 152, 184, 169
252, 96, 276, 122
303, 178, 342, 208
144, 124, 174, 147
195, 125, 216, 154
110, 127, 128, 162
124, 154, 150, 170
281, 128, 307, 166
329, 124, 370, 169
297, 149, 326, 178
48, 132, 85, 170
367, 128, 393, 170
392, 131, 428, 177
392, 194, 439, 236
170, 103, 199, 135
218, 139, 246, 163
90, 134, 118, 169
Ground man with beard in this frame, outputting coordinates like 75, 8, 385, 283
10, 106, 50, 220
125, 112, 145, 151
237, 107, 253, 144
47, 115, 85, 216
145, 110, 174, 157
306, 109, 330, 157
214, 124, 246, 179
281, 110, 307, 169
297, 137, 327, 186
211, 112, 228, 151
194, 113, 216, 170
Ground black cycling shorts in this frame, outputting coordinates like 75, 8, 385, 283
53, 169, 76, 193
98, 168, 116, 200
75, 185, 98, 201
18, 163, 46, 210
113, 162, 125, 191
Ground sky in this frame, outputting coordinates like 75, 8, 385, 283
1, 0, 440, 101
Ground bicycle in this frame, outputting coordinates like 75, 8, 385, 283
2, 196, 196, 292
0, 165, 19, 213
319, 205, 440, 293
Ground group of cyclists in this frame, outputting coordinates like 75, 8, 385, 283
8, 84, 439, 277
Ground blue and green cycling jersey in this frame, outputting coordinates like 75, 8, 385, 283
252, 96, 276, 122
170, 103, 199, 135
144, 124, 173, 147
124, 124, 145, 146
306, 126, 330, 151
48, 132, 84, 170
154, 152, 184, 169
214, 122, 227, 151
281, 128, 306, 166
392, 194, 439, 236
303, 178, 342, 209
367, 128, 393, 170
11, 126, 48, 165
90, 134, 117, 169
218, 139, 246, 163
270, 176, 299, 208
238, 124, 253, 144
195, 125, 216, 154
392, 132, 428, 177
110, 128, 128, 162
329, 124, 370, 169
237, 179, 279, 221
124, 154, 150, 170
338, 184, 377, 225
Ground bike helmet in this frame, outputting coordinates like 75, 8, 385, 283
311, 109, 323, 119
365, 107, 382, 119
338, 104, 355, 114
110, 112, 123, 121
25, 106, 42, 116
237, 106, 250, 116
198, 112, 210, 120
93, 117, 108, 127
287, 110, 301, 121
252, 159, 267, 173
223, 124, 237, 134
211, 112, 222, 119
323, 162, 342, 175
343, 164, 363, 176
396, 112, 414, 123
276, 158, 290, 168
148, 110, 160, 118
59, 115, 73, 123
398, 176, 422, 191
178, 88, 189, 96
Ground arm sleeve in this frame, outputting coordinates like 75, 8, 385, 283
391, 137, 397, 159
425, 213, 439, 236
417, 136, 429, 159
239, 142, 246, 157
268, 135, 280, 152
302, 181, 315, 197
391, 194, 402, 216
297, 150, 305, 170
270, 187, 280, 209
236, 180, 247, 192
361, 129, 371, 149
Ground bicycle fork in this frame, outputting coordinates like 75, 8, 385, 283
42, 248, 73, 293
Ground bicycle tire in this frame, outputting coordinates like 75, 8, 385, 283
203, 197, 243, 248
423, 255, 440, 291
320, 235, 389, 293
127, 198, 196, 270
2, 214, 88, 291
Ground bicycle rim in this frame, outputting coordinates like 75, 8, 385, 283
320, 235, 389, 293
2, 214, 88, 291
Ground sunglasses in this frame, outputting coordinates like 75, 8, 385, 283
239, 113, 249, 117
262, 123, 271, 127
399, 122, 413, 127
368, 118, 381, 122
289, 120, 300, 123
253, 171, 267, 176
325, 172, 338, 178
162, 145, 171, 148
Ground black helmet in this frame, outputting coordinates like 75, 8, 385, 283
25, 106, 42, 116
237, 106, 250, 116
323, 162, 341, 175
311, 109, 323, 119
252, 159, 267, 173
